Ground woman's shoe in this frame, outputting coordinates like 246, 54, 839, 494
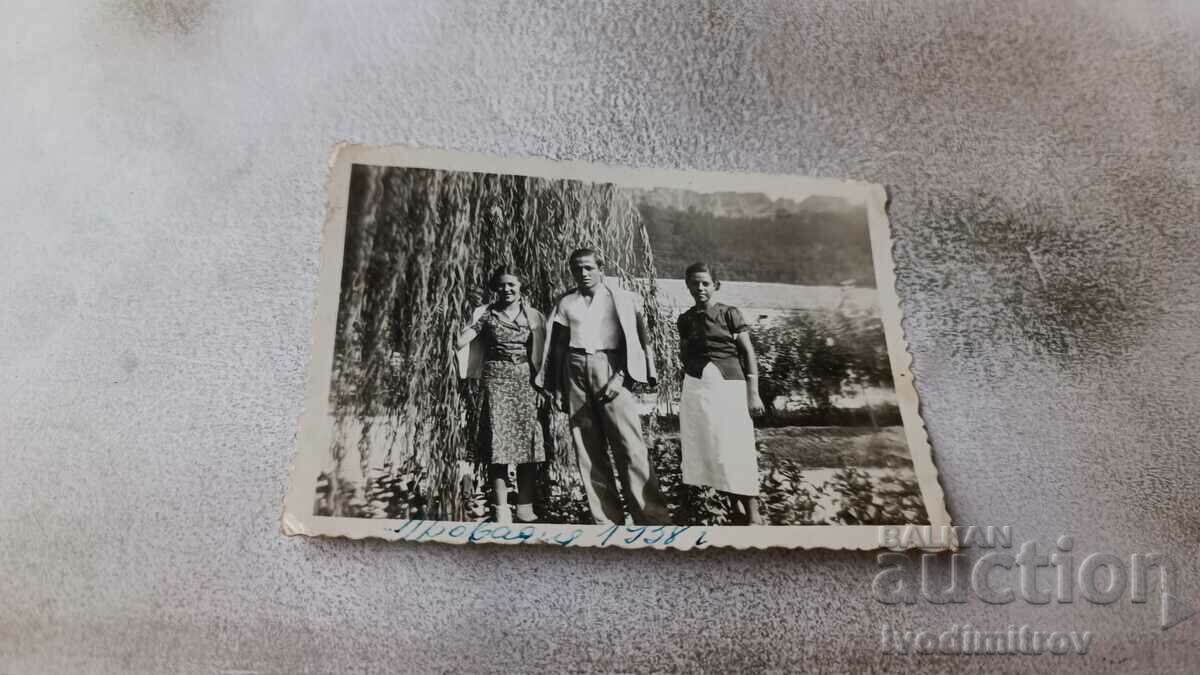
514, 503, 537, 523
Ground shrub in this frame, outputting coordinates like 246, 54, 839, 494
759, 456, 821, 526
826, 468, 929, 525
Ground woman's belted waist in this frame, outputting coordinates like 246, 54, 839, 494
484, 351, 528, 364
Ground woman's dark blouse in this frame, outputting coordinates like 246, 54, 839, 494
677, 302, 749, 380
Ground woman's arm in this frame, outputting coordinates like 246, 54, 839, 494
455, 306, 488, 349
455, 327, 478, 350
735, 331, 765, 415
676, 317, 688, 373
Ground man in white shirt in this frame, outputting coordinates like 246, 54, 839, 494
535, 248, 670, 525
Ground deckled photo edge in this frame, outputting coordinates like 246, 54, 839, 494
281, 143, 354, 533
864, 184, 951, 531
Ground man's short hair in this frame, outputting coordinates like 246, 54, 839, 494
568, 247, 603, 268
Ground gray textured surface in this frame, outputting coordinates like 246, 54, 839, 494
3, 1, 1199, 672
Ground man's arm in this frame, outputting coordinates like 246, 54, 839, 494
527, 308, 546, 378
634, 302, 657, 386
538, 314, 571, 411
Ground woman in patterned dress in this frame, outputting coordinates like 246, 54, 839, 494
456, 266, 548, 523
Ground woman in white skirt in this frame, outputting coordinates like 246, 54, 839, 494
676, 262, 766, 525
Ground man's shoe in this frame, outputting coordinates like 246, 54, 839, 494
493, 505, 512, 524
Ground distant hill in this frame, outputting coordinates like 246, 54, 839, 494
627, 188, 877, 287
631, 187, 809, 219
652, 279, 879, 315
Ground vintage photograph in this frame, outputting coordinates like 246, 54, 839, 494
283, 146, 949, 549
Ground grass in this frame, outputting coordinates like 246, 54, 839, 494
754, 425, 913, 468
651, 425, 912, 470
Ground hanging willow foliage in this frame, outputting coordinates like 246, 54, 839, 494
325, 164, 678, 520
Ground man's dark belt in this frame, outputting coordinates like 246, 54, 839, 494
568, 347, 619, 355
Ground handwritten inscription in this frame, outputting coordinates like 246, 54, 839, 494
387, 520, 710, 549
597, 524, 707, 547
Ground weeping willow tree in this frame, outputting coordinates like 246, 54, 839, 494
321, 164, 679, 520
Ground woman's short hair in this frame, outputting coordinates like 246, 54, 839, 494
684, 261, 720, 288
488, 265, 524, 290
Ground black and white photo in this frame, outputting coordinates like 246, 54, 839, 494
283, 145, 949, 549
